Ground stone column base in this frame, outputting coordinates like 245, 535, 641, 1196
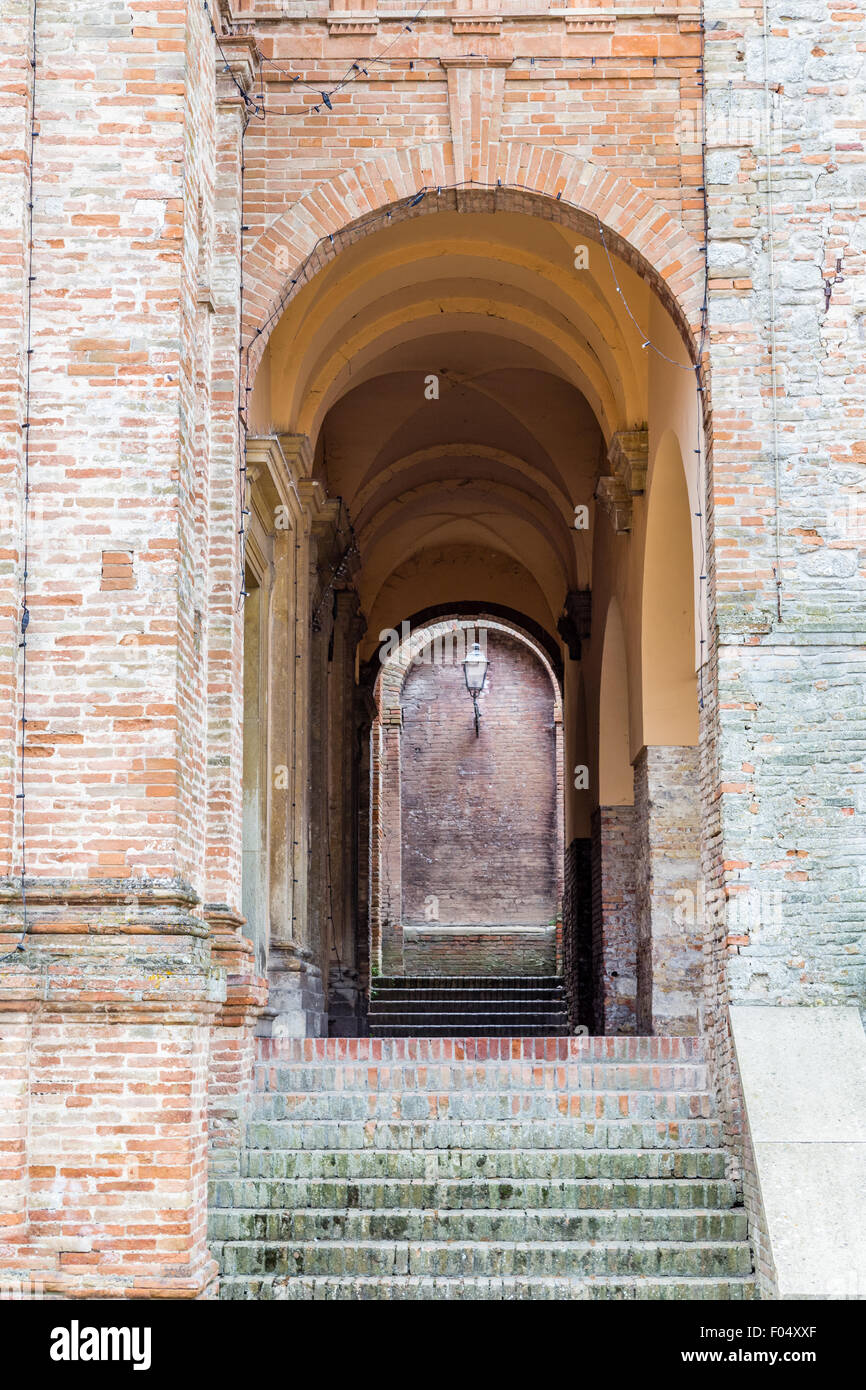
258, 946, 327, 1037
327, 964, 364, 1037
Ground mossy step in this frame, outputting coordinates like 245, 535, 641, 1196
218, 1274, 758, 1301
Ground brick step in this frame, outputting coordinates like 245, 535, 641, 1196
218, 1274, 758, 1301
253, 1063, 710, 1093
251, 1091, 714, 1121
245, 1118, 723, 1150
239, 1148, 730, 1182
372, 976, 564, 990
209, 1207, 749, 1244
215, 1238, 754, 1278
211, 1176, 739, 1211
256, 1037, 705, 1063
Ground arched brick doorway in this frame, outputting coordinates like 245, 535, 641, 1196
369, 617, 565, 987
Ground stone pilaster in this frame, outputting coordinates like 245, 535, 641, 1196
634, 746, 702, 1035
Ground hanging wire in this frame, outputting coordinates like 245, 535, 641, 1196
256, 0, 432, 110
203, 0, 265, 117
3, 0, 38, 964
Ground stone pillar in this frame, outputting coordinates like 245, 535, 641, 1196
634, 746, 702, 1035
590, 807, 637, 1035
247, 436, 327, 1038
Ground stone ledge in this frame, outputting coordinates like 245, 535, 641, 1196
730, 1005, 866, 1299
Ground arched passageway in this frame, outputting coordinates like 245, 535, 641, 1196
370, 617, 564, 983
239, 189, 705, 1038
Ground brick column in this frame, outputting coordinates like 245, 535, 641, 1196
0, 0, 222, 1298
327, 590, 365, 1035
634, 746, 702, 1035
378, 719, 405, 976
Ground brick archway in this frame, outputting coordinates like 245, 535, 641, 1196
241, 142, 706, 384
370, 616, 566, 980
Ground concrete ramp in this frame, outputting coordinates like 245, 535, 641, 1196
730, 1006, 866, 1299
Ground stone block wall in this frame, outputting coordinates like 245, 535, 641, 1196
634, 746, 702, 1036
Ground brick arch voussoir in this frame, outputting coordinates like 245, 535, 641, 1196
242, 142, 705, 388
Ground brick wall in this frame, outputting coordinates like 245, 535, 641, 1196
562, 836, 592, 1030
401, 628, 560, 937
403, 925, 557, 977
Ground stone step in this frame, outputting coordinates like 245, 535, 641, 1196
369, 997, 567, 1012
215, 1238, 754, 1278
245, 1118, 723, 1150
218, 1274, 758, 1301
372, 976, 564, 990
253, 1062, 710, 1093
239, 1147, 730, 1182
368, 1022, 568, 1037
257, 1036, 705, 1063
251, 1090, 713, 1121
211, 1176, 740, 1211
371, 985, 566, 997
209, 1207, 749, 1244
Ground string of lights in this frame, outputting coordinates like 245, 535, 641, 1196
4, 0, 39, 964
255, 0, 432, 112
204, 0, 265, 117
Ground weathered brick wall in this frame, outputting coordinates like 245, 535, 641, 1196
403, 925, 557, 976
0, 0, 224, 1298
401, 629, 560, 936
590, 806, 637, 1035
562, 836, 592, 1030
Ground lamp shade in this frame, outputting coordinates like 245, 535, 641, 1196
462, 641, 489, 695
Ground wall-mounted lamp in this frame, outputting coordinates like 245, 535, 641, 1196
462, 640, 489, 737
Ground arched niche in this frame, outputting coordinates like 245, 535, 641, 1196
641, 429, 699, 746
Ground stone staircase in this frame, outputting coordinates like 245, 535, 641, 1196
209, 1035, 757, 1300
368, 975, 570, 1036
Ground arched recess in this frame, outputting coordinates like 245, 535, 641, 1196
369, 616, 565, 980
598, 597, 633, 808
641, 430, 699, 746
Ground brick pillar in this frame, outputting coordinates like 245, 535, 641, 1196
562, 837, 592, 1031
327, 590, 365, 1035
0, 0, 222, 1298
379, 719, 404, 975
590, 807, 637, 1035
634, 746, 702, 1035
204, 39, 267, 1185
